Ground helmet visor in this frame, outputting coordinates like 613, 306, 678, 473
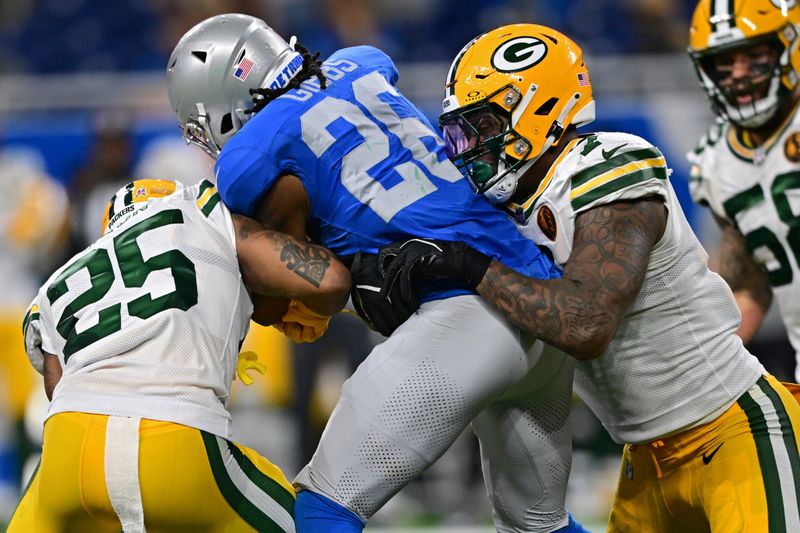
440, 105, 510, 185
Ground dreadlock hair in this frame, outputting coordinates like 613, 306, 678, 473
246, 43, 327, 115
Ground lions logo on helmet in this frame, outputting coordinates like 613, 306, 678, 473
102, 179, 178, 235
440, 24, 595, 204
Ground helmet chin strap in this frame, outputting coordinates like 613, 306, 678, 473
483, 154, 540, 204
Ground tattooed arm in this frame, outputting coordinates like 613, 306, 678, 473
233, 214, 351, 317
476, 198, 667, 360
713, 215, 772, 343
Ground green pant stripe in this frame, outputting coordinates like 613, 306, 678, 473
201, 431, 289, 532
570, 166, 667, 211
570, 147, 663, 188
739, 381, 785, 532
201, 192, 221, 217
226, 435, 295, 515
758, 378, 800, 521
8, 459, 40, 525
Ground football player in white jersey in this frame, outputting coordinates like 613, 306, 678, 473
8, 178, 351, 533
687, 0, 800, 380
377, 24, 800, 531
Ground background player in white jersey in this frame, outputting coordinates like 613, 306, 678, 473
8, 178, 351, 533
687, 0, 800, 380
377, 23, 800, 531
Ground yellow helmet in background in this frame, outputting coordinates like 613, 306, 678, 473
101, 179, 178, 235
689, 0, 800, 127
440, 24, 595, 204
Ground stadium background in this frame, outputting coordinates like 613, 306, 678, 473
0, 0, 794, 531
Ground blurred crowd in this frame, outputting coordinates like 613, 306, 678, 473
0, 0, 696, 75
0, 0, 792, 529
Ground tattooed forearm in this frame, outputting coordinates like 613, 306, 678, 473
717, 220, 772, 311
477, 198, 666, 359
279, 242, 331, 288
234, 214, 331, 289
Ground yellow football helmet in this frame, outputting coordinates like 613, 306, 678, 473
689, 0, 800, 127
101, 179, 178, 235
440, 24, 595, 203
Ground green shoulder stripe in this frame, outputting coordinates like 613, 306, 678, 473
571, 166, 668, 211
571, 147, 663, 189
197, 180, 215, 199
200, 193, 221, 217
22, 307, 39, 336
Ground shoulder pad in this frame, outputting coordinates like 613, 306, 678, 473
568, 132, 669, 212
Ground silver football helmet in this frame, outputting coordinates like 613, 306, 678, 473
166, 14, 302, 158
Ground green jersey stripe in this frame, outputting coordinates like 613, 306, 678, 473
570, 166, 667, 211
739, 385, 785, 532
571, 147, 663, 189
197, 180, 214, 199
759, 378, 800, 523
201, 192, 221, 217
22, 310, 39, 336
201, 431, 290, 532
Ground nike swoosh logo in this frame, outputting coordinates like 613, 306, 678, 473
602, 143, 628, 160
702, 443, 724, 465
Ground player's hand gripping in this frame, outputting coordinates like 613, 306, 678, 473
349, 252, 418, 336
274, 300, 331, 343
377, 238, 492, 306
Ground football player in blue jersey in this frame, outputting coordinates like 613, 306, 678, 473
166, 15, 589, 533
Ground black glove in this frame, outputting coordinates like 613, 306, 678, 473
378, 238, 492, 306
349, 252, 418, 336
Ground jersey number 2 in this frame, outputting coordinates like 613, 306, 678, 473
300, 71, 462, 222
46, 209, 198, 360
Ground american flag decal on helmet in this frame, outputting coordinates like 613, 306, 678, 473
234, 57, 254, 80
577, 71, 589, 87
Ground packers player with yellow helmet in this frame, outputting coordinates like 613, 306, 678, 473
376, 23, 800, 531
688, 0, 800, 380
9, 178, 350, 532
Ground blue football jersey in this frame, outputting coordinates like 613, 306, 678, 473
216, 46, 560, 297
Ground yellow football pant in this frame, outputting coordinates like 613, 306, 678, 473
8, 412, 296, 532
608, 375, 800, 532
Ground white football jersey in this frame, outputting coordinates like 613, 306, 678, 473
507, 131, 764, 443
688, 110, 800, 379
22, 180, 252, 439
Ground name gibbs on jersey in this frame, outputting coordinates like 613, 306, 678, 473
282, 58, 358, 102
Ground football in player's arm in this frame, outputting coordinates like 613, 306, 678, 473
376, 22, 800, 532
10, 178, 349, 533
